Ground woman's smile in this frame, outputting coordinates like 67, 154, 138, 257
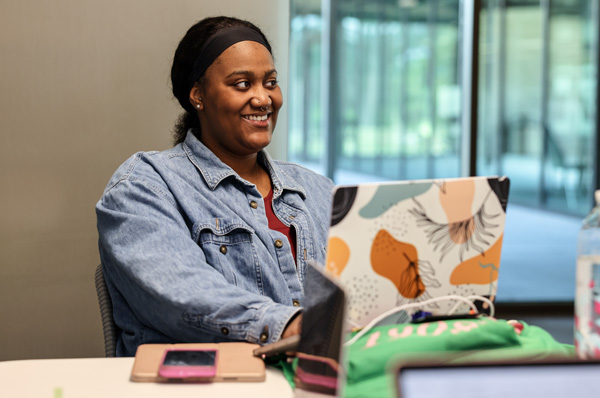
243, 112, 272, 127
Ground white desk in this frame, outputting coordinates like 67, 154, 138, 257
0, 357, 294, 398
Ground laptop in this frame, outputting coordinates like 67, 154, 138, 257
394, 358, 600, 398
325, 176, 510, 328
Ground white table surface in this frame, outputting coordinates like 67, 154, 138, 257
0, 357, 295, 398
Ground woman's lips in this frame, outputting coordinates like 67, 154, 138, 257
243, 113, 271, 127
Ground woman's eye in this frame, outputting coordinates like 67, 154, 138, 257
266, 79, 278, 88
235, 81, 250, 89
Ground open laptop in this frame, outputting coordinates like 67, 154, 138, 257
394, 358, 600, 398
325, 176, 510, 328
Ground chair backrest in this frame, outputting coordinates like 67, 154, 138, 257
94, 264, 118, 357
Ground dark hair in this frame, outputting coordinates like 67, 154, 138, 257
170, 16, 273, 145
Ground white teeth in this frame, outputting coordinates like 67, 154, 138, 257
245, 115, 268, 121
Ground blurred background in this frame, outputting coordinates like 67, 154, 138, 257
1, 0, 595, 360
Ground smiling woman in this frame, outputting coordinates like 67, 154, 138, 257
95, 16, 334, 357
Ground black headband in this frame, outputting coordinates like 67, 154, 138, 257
189, 26, 271, 92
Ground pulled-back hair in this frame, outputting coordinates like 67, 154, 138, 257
170, 16, 272, 145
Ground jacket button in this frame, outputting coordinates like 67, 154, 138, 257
219, 245, 227, 254
250, 200, 258, 209
221, 327, 229, 336
274, 239, 283, 248
259, 325, 269, 343
292, 300, 300, 307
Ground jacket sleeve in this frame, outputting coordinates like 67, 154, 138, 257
96, 170, 300, 345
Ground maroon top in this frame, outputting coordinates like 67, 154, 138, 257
263, 189, 297, 262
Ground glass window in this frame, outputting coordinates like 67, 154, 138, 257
478, 0, 597, 301
289, 0, 598, 303
289, 4, 324, 166
478, 0, 596, 215
289, 0, 462, 183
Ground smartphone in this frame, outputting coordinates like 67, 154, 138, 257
410, 312, 480, 324
158, 348, 218, 380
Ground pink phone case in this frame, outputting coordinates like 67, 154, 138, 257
158, 348, 218, 379
295, 353, 339, 391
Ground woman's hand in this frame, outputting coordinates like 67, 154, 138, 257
281, 313, 303, 340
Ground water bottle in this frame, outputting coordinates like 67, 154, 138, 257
575, 190, 600, 359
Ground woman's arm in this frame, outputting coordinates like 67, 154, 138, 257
96, 173, 300, 346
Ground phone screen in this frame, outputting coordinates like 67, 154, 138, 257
162, 350, 216, 367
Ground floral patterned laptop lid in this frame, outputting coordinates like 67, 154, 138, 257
325, 176, 510, 329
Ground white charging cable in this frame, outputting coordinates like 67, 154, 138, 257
344, 294, 492, 347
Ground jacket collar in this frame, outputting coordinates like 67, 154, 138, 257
182, 129, 306, 199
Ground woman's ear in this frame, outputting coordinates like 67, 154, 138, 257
189, 83, 204, 111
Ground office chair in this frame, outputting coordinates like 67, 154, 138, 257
94, 263, 118, 357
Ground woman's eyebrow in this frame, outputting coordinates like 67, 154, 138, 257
226, 70, 252, 78
225, 69, 278, 78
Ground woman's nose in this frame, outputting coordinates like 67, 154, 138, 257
251, 92, 272, 109
251, 87, 273, 108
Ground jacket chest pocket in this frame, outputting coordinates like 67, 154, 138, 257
196, 219, 258, 290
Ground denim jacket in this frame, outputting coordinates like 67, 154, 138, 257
96, 130, 334, 356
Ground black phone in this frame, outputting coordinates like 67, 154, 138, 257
410, 313, 480, 324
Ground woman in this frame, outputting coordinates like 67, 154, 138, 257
96, 16, 334, 357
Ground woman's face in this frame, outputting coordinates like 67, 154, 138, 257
195, 40, 283, 159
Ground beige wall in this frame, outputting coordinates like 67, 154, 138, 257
0, 0, 290, 361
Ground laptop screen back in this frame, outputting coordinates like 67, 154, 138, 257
324, 176, 510, 329
397, 361, 600, 398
